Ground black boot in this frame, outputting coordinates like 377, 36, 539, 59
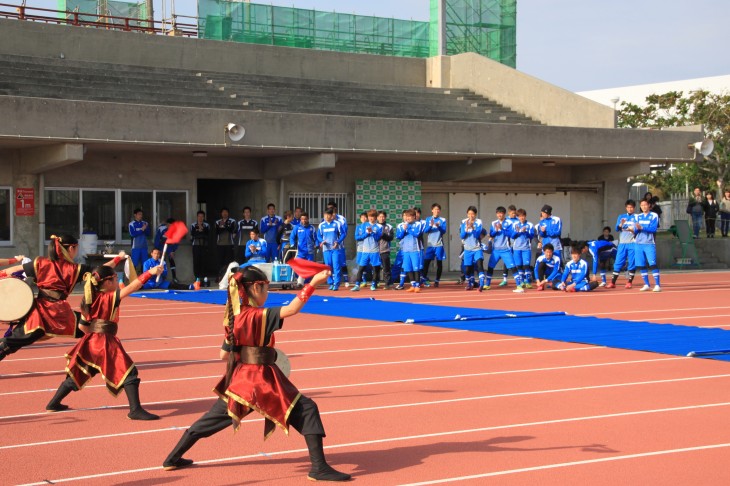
162, 430, 197, 471
305, 434, 351, 482
46, 377, 77, 412
0, 340, 9, 362
124, 380, 160, 420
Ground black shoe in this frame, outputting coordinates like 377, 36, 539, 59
308, 464, 352, 482
163, 458, 194, 471
128, 408, 160, 421
46, 403, 69, 412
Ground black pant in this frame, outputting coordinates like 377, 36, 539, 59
217, 245, 235, 280
380, 252, 391, 285
1, 310, 83, 359
192, 245, 207, 280
184, 394, 325, 440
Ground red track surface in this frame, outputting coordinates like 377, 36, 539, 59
3, 271, 730, 485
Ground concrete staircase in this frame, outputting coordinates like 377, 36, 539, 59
694, 239, 729, 269
0, 54, 541, 125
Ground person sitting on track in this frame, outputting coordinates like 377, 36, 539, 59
533, 243, 562, 291
557, 246, 599, 292
162, 265, 351, 482
45, 264, 163, 420
0, 235, 125, 362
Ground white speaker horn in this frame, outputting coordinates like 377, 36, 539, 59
689, 139, 714, 157
225, 123, 245, 142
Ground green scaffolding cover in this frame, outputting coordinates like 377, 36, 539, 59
58, 0, 148, 26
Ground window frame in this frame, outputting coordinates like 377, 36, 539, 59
0, 186, 13, 246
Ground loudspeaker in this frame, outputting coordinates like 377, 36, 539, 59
225, 123, 245, 142
689, 139, 714, 157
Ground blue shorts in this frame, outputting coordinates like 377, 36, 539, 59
357, 252, 382, 267
401, 251, 422, 272
487, 248, 515, 270
424, 246, 446, 261
613, 243, 636, 272
462, 249, 483, 266
574, 280, 593, 292
634, 244, 657, 267
512, 249, 532, 267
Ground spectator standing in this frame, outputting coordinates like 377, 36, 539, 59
215, 208, 237, 282
236, 207, 258, 263
687, 187, 705, 238
537, 205, 563, 262
377, 211, 394, 289
190, 211, 210, 286
702, 191, 719, 238
643, 192, 663, 218
720, 187, 730, 238
260, 203, 282, 262
128, 208, 151, 273
154, 218, 179, 283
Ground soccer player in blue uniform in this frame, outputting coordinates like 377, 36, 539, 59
558, 247, 599, 292
459, 206, 484, 291
585, 239, 617, 286
291, 212, 317, 262
498, 205, 520, 287
634, 199, 662, 292
128, 208, 151, 273
607, 199, 637, 289
537, 205, 563, 262
326, 201, 349, 284
534, 243, 562, 291
396, 208, 425, 292
352, 210, 382, 291
318, 208, 345, 290
244, 228, 267, 263
511, 208, 536, 290
484, 206, 521, 291
260, 203, 282, 263
422, 203, 447, 287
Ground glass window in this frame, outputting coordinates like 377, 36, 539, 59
82, 190, 116, 240
0, 187, 10, 243
121, 191, 153, 243
45, 189, 79, 239
156, 191, 187, 227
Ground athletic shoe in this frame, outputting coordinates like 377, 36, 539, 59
422, 280, 431, 288
350, 284, 360, 292
599, 282, 606, 287
625, 282, 633, 289
605, 283, 616, 289
406, 286, 416, 292
482, 285, 491, 291
566, 286, 576, 293
163, 458, 194, 471
513, 287, 525, 293
465, 282, 474, 291
639, 285, 651, 292
498, 280, 508, 287
434, 281, 440, 288
413, 286, 422, 293
653, 285, 661, 292
536, 283, 544, 291
332, 286, 339, 291
523, 283, 533, 289
457, 277, 465, 285
394, 285, 404, 290
328, 285, 334, 291
370, 283, 377, 291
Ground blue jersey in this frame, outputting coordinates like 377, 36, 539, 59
562, 259, 589, 284
244, 238, 267, 261
154, 223, 179, 252
260, 215, 282, 246
460, 218, 484, 251
143, 257, 166, 279
128, 220, 150, 249
538, 215, 563, 251
615, 213, 637, 244
355, 222, 382, 253
511, 221, 535, 251
489, 218, 514, 250
291, 224, 317, 257
534, 254, 561, 281
423, 216, 447, 248
587, 240, 616, 274
396, 221, 424, 253
634, 211, 659, 245
317, 220, 344, 251
506, 216, 519, 243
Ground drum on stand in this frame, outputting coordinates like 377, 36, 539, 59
0, 278, 34, 322
275, 350, 291, 377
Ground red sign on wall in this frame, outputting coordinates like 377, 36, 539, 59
15, 188, 35, 216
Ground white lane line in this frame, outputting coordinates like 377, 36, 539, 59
0, 345, 596, 380
0, 354, 678, 398
5, 371, 729, 450
16, 400, 730, 485
399, 443, 730, 485
638, 314, 730, 322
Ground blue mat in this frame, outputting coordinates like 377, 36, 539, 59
133, 290, 730, 362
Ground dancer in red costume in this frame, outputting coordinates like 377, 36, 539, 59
163, 264, 351, 482
45, 264, 163, 420
0, 235, 125, 361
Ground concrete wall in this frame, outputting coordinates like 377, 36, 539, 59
0, 19, 426, 87
430, 54, 616, 128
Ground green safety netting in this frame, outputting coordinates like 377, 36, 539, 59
58, 0, 148, 26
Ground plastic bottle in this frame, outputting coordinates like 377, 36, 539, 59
193, 278, 201, 291
203, 277, 209, 288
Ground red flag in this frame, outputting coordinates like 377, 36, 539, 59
288, 258, 331, 279
164, 221, 189, 245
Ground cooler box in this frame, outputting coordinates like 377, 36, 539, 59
272, 263, 293, 282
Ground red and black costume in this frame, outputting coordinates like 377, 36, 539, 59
0, 257, 91, 360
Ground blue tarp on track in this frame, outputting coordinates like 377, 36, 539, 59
132, 290, 730, 362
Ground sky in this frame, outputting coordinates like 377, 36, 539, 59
24, 0, 730, 92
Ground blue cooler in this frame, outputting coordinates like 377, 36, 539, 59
272, 263, 293, 282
